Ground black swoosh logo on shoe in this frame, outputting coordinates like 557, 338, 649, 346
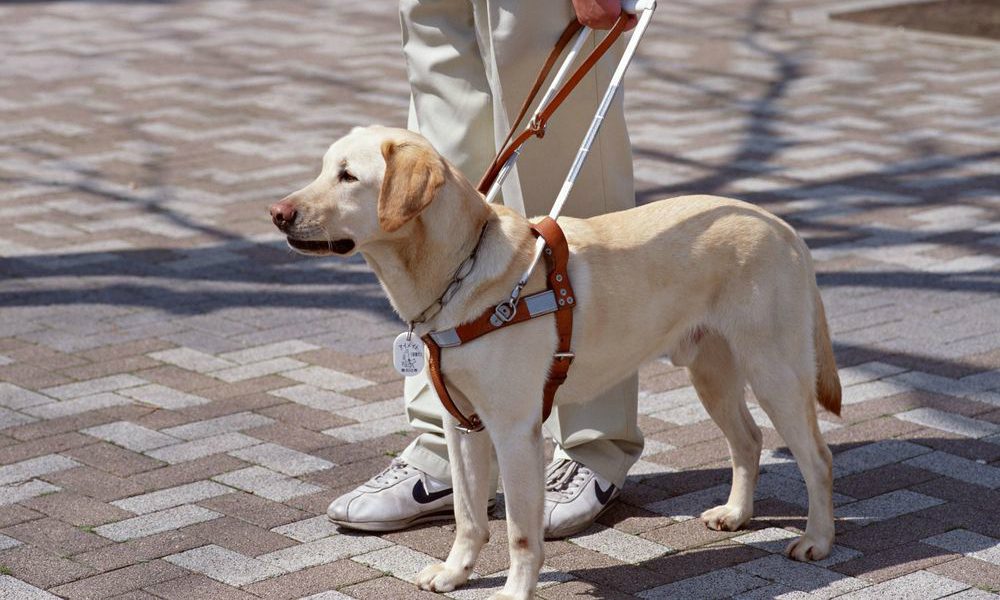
412, 480, 453, 504
594, 482, 616, 505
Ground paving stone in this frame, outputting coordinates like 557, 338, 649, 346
322, 415, 411, 443
180, 516, 297, 557
0, 534, 21, 552
63, 441, 164, 477
904, 451, 1000, 489
22, 393, 134, 419
248, 559, 376, 599
2, 516, 111, 556
164, 544, 285, 586
0, 454, 80, 486
351, 544, 438, 583
282, 366, 374, 392
0, 407, 35, 431
228, 442, 334, 476
212, 466, 322, 502
82, 421, 180, 452
258, 534, 393, 572
94, 505, 221, 542
638, 567, 768, 599
212, 358, 309, 383
41, 376, 147, 400
148, 348, 236, 373
835, 490, 945, 525
0, 574, 60, 599
833, 570, 968, 599
118, 384, 210, 410
268, 384, 362, 411
897, 408, 1000, 439
142, 573, 258, 600
111, 481, 233, 514
218, 341, 320, 365
922, 530, 1000, 566
270, 516, 340, 543
49, 559, 186, 600
0, 544, 96, 588
0, 383, 52, 410
144, 432, 261, 464
570, 524, 673, 564
736, 553, 869, 598
161, 412, 275, 440
831, 440, 931, 479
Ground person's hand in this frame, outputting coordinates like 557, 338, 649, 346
571, 0, 637, 30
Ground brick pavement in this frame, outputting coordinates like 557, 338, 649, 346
1, 0, 998, 598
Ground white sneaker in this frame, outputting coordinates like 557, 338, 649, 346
543, 459, 620, 539
327, 458, 456, 532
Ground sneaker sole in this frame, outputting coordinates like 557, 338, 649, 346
329, 499, 497, 533
543, 495, 619, 540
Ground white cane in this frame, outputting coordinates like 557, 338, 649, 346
499, 0, 658, 312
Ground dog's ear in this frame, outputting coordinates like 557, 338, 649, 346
378, 140, 446, 233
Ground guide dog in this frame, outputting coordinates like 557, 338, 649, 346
270, 125, 841, 599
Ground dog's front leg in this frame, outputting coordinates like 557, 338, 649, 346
415, 412, 492, 593
490, 420, 545, 600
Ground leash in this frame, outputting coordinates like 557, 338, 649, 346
395, 1, 658, 433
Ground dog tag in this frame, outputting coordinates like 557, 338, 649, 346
392, 332, 425, 377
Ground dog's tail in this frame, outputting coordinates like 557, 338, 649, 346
813, 285, 842, 416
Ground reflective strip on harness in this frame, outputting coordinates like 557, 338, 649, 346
427, 290, 559, 349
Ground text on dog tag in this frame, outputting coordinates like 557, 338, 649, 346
393, 332, 425, 377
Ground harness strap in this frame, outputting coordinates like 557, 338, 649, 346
421, 217, 576, 433
477, 15, 630, 194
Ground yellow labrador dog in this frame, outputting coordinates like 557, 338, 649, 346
270, 125, 841, 600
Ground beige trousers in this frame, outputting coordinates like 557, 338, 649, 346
397, 0, 642, 488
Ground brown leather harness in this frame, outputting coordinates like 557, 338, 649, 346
421, 217, 575, 433
419, 15, 631, 433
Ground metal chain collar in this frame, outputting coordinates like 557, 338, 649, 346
408, 220, 491, 329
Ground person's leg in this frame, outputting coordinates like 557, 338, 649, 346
328, 0, 498, 530
479, 0, 643, 490
396, 0, 499, 482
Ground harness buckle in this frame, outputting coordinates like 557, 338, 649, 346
553, 351, 575, 362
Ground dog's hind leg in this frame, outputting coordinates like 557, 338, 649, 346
745, 350, 835, 561
416, 411, 493, 593
688, 331, 762, 532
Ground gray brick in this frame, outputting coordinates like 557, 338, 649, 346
22, 393, 133, 419
82, 421, 180, 452
321, 415, 410, 443
570, 524, 673, 563
228, 442, 334, 476
258, 534, 392, 572
639, 568, 768, 599
897, 408, 1000, 439
834, 570, 967, 600
0, 480, 61, 506
736, 554, 867, 599
148, 347, 236, 372
0, 407, 35, 430
338, 398, 405, 422
833, 440, 932, 479
268, 384, 361, 411
0, 383, 53, 410
118, 384, 210, 410
164, 544, 285, 586
144, 432, 261, 464
0, 454, 80, 486
41, 375, 146, 400
922, 529, 1000, 566
95, 505, 221, 541
835, 490, 944, 525
212, 466, 322, 502
270, 516, 340, 543
218, 341, 319, 364
645, 484, 731, 520
111, 481, 233, 515
904, 450, 1000, 489
351, 544, 437, 583
282, 366, 373, 391
211, 357, 308, 383
0, 575, 60, 599
161, 412, 275, 440
0, 533, 23, 551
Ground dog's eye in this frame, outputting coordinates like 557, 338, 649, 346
338, 170, 358, 183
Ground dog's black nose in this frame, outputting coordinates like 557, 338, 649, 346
269, 200, 297, 228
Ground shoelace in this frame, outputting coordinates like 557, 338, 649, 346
370, 458, 412, 487
545, 460, 590, 498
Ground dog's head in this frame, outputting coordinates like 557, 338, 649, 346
269, 126, 447, 256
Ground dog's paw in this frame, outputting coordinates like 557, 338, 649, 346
700, 504, 751, 532
785, 534, 831, 561
416, 562, 470, 593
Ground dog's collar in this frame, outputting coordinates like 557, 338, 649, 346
407, 220, 491, 330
